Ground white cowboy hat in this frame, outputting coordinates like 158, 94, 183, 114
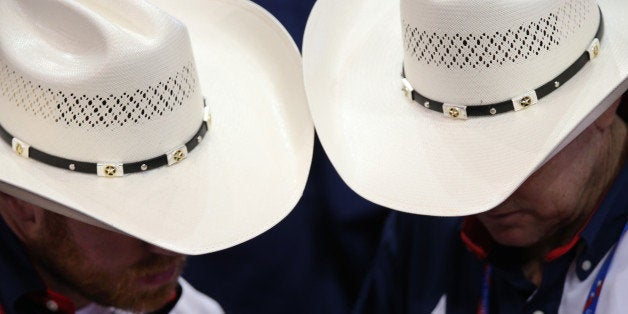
0, 0, 313, 254
303, 0, 627, 216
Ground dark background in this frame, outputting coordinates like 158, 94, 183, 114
183, 1, 391, 313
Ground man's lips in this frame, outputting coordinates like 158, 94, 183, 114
138, 265, 178, 286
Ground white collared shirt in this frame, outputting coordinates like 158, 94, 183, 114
76, 277, 223, 314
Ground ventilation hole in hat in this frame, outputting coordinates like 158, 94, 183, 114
403, 0, 592, 70
0, 61, 197, 129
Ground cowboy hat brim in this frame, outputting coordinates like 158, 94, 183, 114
303, 0, 627, 216
0, 0, 314, 255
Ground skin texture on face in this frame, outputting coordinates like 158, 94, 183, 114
476, 98, 627, 284
0, 199, 186, 312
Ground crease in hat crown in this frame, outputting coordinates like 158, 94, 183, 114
0, 0, 205, 173
401, 0, 601, 108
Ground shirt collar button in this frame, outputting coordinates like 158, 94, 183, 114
46, 300, 59, 312
582, 260, 592, 272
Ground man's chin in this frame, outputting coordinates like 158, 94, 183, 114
494, 237, 536, 247
479, 221, 539, 247
117, 281, 179, 313
486, 229, 540, 247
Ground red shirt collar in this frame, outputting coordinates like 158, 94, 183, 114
21, 289, 75, 314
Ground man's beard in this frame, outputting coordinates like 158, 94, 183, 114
25, 212, 186, 313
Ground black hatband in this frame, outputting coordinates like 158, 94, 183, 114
402, 9, 604, 119
0, 118, 208, 177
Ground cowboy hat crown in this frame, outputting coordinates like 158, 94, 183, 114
0, 0, 204, 176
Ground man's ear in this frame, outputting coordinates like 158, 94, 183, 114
0, 192, 46, 241
595, 97, 622, 131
